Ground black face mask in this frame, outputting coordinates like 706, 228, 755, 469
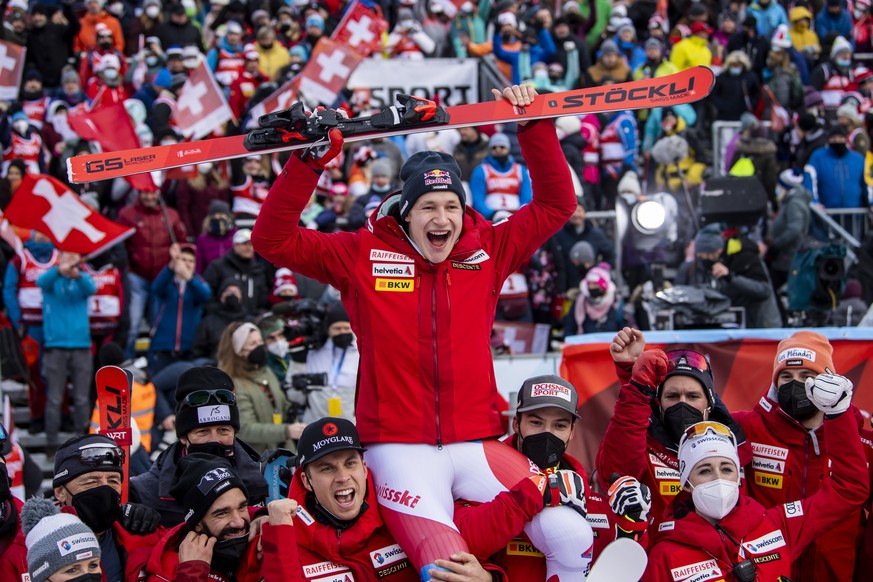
211, 533, 249, 574
332, 332, 354, 349
187, 441, 235, 459
0, 465, 10, 502
588, 287, 605, 299
661, 402, 705, 445
700, 259, 715, 272
63, 574, 102, 582
501, 32, 514, 43
830, 142, 848, 156
493, 154, 510, 165
777, 380, 818, 422
70, 484, 121, 533
209, 217, 231, 236
247, 344, 267, 366
222, 295, 242, 312
521, 431, 568, 472
98, 40, 112, 50
22, 90, 43, 101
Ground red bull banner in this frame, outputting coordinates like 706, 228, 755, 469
559, 329, 873, 477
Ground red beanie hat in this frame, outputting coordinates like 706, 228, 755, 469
772, 331, 834, 385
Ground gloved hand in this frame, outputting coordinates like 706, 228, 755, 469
608, 475, 651, 524
805, 369, 853, 417
120, 503, 161, 535
630, 349, 669, 393
543, 470, 587, 518
297, 127, 344, 172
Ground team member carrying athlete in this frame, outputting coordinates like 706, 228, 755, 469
252, 85, 592, 581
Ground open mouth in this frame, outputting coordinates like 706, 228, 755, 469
427, 231, 450, 248
334, 488, 356, 507
223, 528, 248, 539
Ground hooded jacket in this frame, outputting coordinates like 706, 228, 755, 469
643, 410, 868, 581
149, 265, 211, 353
597, 363, 753, 524
252, 120, 575, 445
803, 145, 869, 209
202, 249, 270, 315
733, 386, 873, 582
768, 186, 811, 272
118, 199, 187, 282
129, 439, 269, 528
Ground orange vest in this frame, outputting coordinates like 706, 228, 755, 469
90, 379, 156, 452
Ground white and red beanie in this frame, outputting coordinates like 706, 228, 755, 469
678, 423, 740, 487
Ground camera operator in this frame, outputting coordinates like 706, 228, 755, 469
289, 303, 359, 423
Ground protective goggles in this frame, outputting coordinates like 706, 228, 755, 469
666, 349, 711, 376
679, 421, 737, 449
79, 445, 125, 467
183, 389, 236, 407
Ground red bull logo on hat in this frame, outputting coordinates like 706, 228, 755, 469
424, 169, 453, 187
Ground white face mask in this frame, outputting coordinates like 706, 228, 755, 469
198, 162, 213, 174
267, 338, 289, 358
145, 5, 160, 18
12, 120, 28, 134
691, 479, 739, 521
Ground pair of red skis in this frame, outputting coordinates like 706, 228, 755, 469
67, 67, 715, 183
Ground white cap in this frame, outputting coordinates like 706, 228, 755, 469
497, 11, 517, 27
232, 229, 252, 245
678, 423, 740, 487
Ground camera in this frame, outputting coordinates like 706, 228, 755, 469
273, 298, 327, 360
291, 373, 328, 392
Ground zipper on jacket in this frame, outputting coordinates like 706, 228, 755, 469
432, 274, 442, 449
802, 434, 811, 499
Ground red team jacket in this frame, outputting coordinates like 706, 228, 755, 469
596, 364, 752, 524
252, 120, 576, 445
642, 411, 869, 581
734, 388, 873, 582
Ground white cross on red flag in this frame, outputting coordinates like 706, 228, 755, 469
174, 61, 235, 140
330, 0, 387, 58
0, 41, 25, 101
248, 76, 301, 124
4, 174, 134, 256
298, 38, 363, 107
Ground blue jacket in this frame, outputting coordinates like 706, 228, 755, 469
803, 146, 870, 208
815, 10, 853, 44
3, 239, 54, 331
470, 155, 533, 219
206, 37, 244, 71
37, 266, 95, 349
149, 266, 211, 352
617, 39, 647, 72
492, 28, 556, 84
747, 1, 789, 38
603, 111, 639, 174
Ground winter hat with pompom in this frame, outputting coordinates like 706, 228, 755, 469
22, 497, 100, 582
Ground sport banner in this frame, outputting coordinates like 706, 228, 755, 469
560, 329, 873, 475
347, 58, 478, 109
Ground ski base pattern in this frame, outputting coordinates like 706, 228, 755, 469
67, 66, 715, 184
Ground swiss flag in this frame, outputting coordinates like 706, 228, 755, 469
298, 38, 363, 107
174, 61, 235, 140
248, 76, 300, 124
331, 0, 387, 58
4, 174, 134, 256
0, 41, 25, 101
68, 102, 157, 192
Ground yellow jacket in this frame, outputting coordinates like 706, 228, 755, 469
670, 37, 712, 72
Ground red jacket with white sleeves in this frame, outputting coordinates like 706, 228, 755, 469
642, 410, 869, 582
252, 120, 576, 445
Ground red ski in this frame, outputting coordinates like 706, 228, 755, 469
95, 365, 133, 503
67, 66, 714, 184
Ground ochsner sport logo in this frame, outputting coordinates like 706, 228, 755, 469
530, 382, 572, 402
777, 348, 815, 364
370, 544, 407, 568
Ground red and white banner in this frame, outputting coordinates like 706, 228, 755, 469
68, 102, 157, 192
4, 174, 134, 256
330, 0, 388, 58
248, 76, 300, 123
298, 38, 363, 106
0, 41, 25, 101
174, 61, 235, 140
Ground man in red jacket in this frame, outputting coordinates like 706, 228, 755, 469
733, 330, 873, 582
144, 453, 299, 582
252, 85, 587, 581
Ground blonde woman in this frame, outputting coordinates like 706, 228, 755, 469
217, 322, 305, 453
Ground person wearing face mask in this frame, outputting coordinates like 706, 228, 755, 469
730, 332, 873, 582
228, 47, 269, 119
294, 302, 359, 424
257, 316, 292, 386
75, 0, 125, 55
347, 158, 397, 231
125, 36, 166, 90
19, 69, 50, 130
176, 162, 231, 238
26, 4, 78, 89
816, 0, 854, 45
803, 124, 869, 209
597, 329, 752, 526
1, 109, 45, 175
470, 133, 532, 220
144, 454, 300, 581
711, 50, 761, 122
644, 409, 868, 581
194, 200, 235, 273
18, 497, 103, 582
810, 35, 855, 113
202, 229, 270, 315
130, 366, 269, 528
85, 54, 130, 106
79, 25, 127, 88
566, 262, 623, 336
788, 6, 821, 62
192, 281, 254, 361
762, 170, 811, 306
148, 244, 211, 374
218, 322, 305, 452
746, 0, 788, 39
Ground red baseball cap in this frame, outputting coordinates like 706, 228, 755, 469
691, 21, 711, 34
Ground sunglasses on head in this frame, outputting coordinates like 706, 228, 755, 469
680, 421, 737, 449
183, 389, 236, 407
665, 349, 711, 375
79, 445, 125, 467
